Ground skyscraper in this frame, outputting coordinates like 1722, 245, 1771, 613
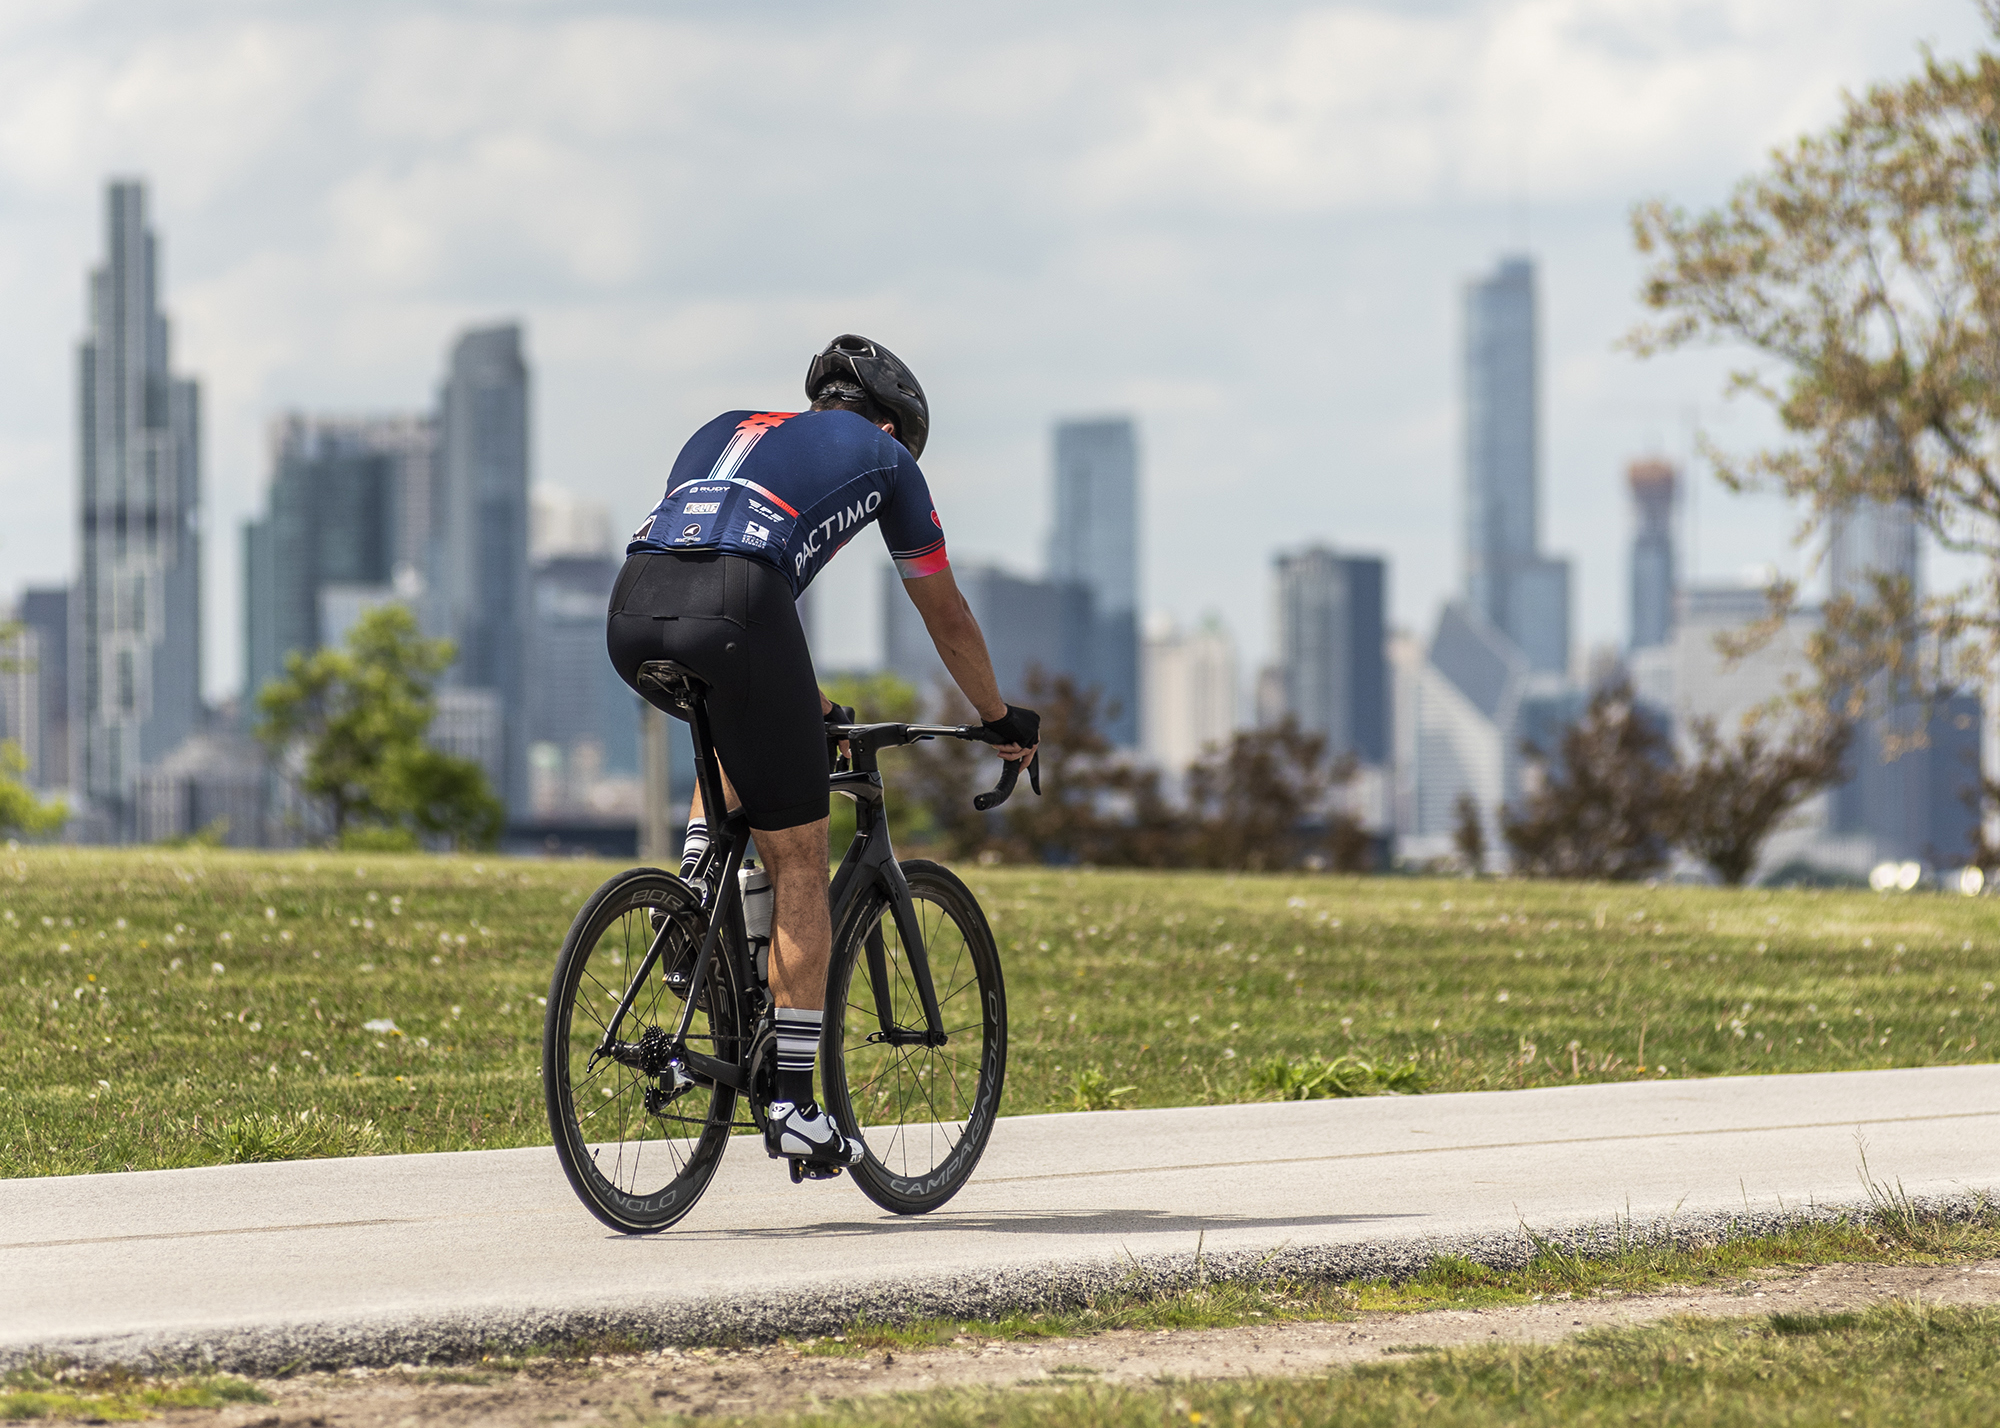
883, 563, 1094, 705
1628, 458, 1678, 650
1141, 614, 1237, 776
433, 325, 531, 817
1828, 497, 1919, 608
74, 180, 202, 834
1048, 417, 1140, 745
18, 587, 69, 790
1823, 497, 1977, 862
526, 485, 639, 824
1272, 548, 1388, 766
1463, 256, 1570, 674
1406, 601, 1525, 858
243, 414, 434, 701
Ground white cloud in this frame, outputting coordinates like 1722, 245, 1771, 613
0, 0, 1986, 691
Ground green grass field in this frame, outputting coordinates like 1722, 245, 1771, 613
3, 848, 1997, 1177
676, 1303, 2000, 1428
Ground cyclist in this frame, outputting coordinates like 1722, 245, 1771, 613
607, 334, 1039, 1174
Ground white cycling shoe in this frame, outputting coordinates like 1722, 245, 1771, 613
764, 1100, 864, 1170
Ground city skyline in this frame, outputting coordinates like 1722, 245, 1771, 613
0, 3, 1982, 703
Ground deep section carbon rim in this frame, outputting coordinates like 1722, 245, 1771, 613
543, 869, 741, 1233
823, 860, 1006, 1215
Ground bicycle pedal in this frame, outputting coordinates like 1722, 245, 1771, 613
789, 1159, 844, 1184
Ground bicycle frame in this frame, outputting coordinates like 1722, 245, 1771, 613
591, 689, 755, 1094
826, 725, 963, 1049
591, 696, 1000, 1098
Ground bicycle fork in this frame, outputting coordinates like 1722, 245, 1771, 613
861, 857, 949, 1050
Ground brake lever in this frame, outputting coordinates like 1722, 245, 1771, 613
974, 759, 1021, 811
972, 754, 1040, 811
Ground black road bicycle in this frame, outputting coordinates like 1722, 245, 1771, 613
542, 658, 1037, 1234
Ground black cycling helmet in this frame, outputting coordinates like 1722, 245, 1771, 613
804, 334, 929, 460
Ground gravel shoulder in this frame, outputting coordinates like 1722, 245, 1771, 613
111, 1257, 2000, 1428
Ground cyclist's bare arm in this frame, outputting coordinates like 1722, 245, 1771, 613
901, 568, 1038, 764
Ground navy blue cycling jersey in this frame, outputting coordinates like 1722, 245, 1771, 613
628, 409, 949, 597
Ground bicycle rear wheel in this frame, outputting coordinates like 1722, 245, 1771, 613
543, 868, 743, 1233
821, 859, 1006, 1215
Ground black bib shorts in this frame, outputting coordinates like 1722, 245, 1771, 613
606, 550, 827, 832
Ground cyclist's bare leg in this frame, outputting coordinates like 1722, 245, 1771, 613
753, 816, 832, 1011
681, 772, 832, 1007
684, 769, 741, 825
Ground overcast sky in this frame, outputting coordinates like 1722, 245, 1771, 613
0, 0, 1988, 701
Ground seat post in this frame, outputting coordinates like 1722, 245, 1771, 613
686, 694, 731, 838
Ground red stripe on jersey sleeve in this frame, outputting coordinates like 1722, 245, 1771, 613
893, 542, 950, 580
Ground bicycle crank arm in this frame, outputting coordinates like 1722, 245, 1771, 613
678, 1049, 746, 1092
602, 1039, 745, 1095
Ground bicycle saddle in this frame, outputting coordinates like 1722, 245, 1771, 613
635, 659, 709, 714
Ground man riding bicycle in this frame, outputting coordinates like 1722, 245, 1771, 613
607, 334, 1039, 1174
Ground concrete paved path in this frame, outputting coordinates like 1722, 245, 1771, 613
4, 1066, 1997, 1370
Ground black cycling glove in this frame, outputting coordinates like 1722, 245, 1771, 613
823, 702, 855, 727
982, 704, 1040, 750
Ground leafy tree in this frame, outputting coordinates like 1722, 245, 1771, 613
1672, 715, 1853, 886
989, 669, 1178, 866
905, 669, 1181, 866
1958, 774, 2000, 875
1629, 11, 2000, 712
1183, 718, 1336, 872
1451, 791, 1486, 875
0, 740, 65, 839
902, 682, 992, 860
256, 606, 500, 850
1503, 680, 1678, 882
1324, 762, 1376, 874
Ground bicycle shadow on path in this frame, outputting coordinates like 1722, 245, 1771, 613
662, 1209, 1423, 1242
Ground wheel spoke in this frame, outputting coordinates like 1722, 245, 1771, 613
548, 879, 738, 1230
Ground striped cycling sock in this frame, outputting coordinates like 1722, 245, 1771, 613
679, 818, 709, 880
774, 1006, 822, 1107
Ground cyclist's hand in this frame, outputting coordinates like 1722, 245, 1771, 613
822, 698, 855, 759
981, 705, 1040, 766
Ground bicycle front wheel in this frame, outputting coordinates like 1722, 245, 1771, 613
543, 868, 743, 1233
822, 859, 1006, 1215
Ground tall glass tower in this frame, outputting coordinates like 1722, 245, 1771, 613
75, 180, 202, 835
1627, 458, 1677, 650
1048, 417, 1139, 745
242, 413, 435, 702
434, 325, 531, 817
1462, 256, 1570, 674
1272, 547, 1387, 766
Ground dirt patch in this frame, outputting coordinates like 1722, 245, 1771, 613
120, 1258, 2000, 1427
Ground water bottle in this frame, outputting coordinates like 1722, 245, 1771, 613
740, 862, 773, 985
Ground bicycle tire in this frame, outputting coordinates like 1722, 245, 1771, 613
821, 859, 1006, 1215
543, 867, 743, 1233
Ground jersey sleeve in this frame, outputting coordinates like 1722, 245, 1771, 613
878, 450, 950, 580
